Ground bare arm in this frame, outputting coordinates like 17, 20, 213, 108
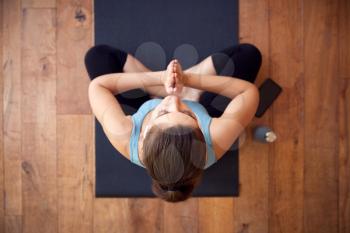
183, 72, 255, 99
90, 70, 166, 95
88, 70, 168, 157
122, 54, 217, 98
183, 72, 259, 126
183, 72, 260, 158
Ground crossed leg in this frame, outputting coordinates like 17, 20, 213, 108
85, 43, 262, 114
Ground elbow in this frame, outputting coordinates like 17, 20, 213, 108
89, 77, 101, 88
88, 80, 101, 102
88, 79, 98, 93
250, 84, 259, 100
242, 84, 260, 118
249, 85, 260, 115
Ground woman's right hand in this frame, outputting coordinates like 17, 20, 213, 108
162, 59, 184, 96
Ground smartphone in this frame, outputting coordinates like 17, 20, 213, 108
255, 78, 282, 117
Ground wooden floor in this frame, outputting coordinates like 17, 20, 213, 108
0, 0, 349, 232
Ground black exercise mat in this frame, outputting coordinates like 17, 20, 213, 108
94, 0, 239, 197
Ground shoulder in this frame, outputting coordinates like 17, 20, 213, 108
104, 99, 160, 162
208, 118, 223, 161
209, 117, 243, 161
103, 115, 133, 161
183, 101, 224, 162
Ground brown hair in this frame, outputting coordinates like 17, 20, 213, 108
142, 124, 207, 203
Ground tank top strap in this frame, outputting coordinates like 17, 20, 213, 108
182, 100, 217, 169
130, 99, 162, 167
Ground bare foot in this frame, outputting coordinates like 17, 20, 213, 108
180, 86, 203, 102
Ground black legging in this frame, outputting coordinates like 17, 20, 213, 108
84, 43, 262, 117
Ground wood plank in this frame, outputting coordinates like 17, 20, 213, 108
232, 0, 270, 232
5, 216, 22, 233
164, 199, 197, 233
3, 0, 22, 217
57, 115, 93, 233
0, 0, 5, 230
339, 0, 350, 78
268, 0, 304, 232
93, 199, 124, 233
303, 0, 339, 232
21, 8, 57, 233
21, 0, 55, 9
94, 198, 164, 233
56, 0, 93, 114
198, 198, 234, 233
339, 78, 350, 233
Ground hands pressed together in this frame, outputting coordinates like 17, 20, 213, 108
161, 59, 185, 96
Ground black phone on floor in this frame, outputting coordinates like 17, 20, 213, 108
255, 78, 282, 117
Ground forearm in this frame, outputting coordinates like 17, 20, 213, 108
183, 73, 255, 99
90, 71, 165, 94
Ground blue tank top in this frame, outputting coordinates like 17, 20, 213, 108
129, 98, 217, 169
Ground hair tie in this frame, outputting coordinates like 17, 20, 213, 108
167, 186, 177, 192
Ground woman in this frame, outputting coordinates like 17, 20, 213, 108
85, 43, 262, 202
